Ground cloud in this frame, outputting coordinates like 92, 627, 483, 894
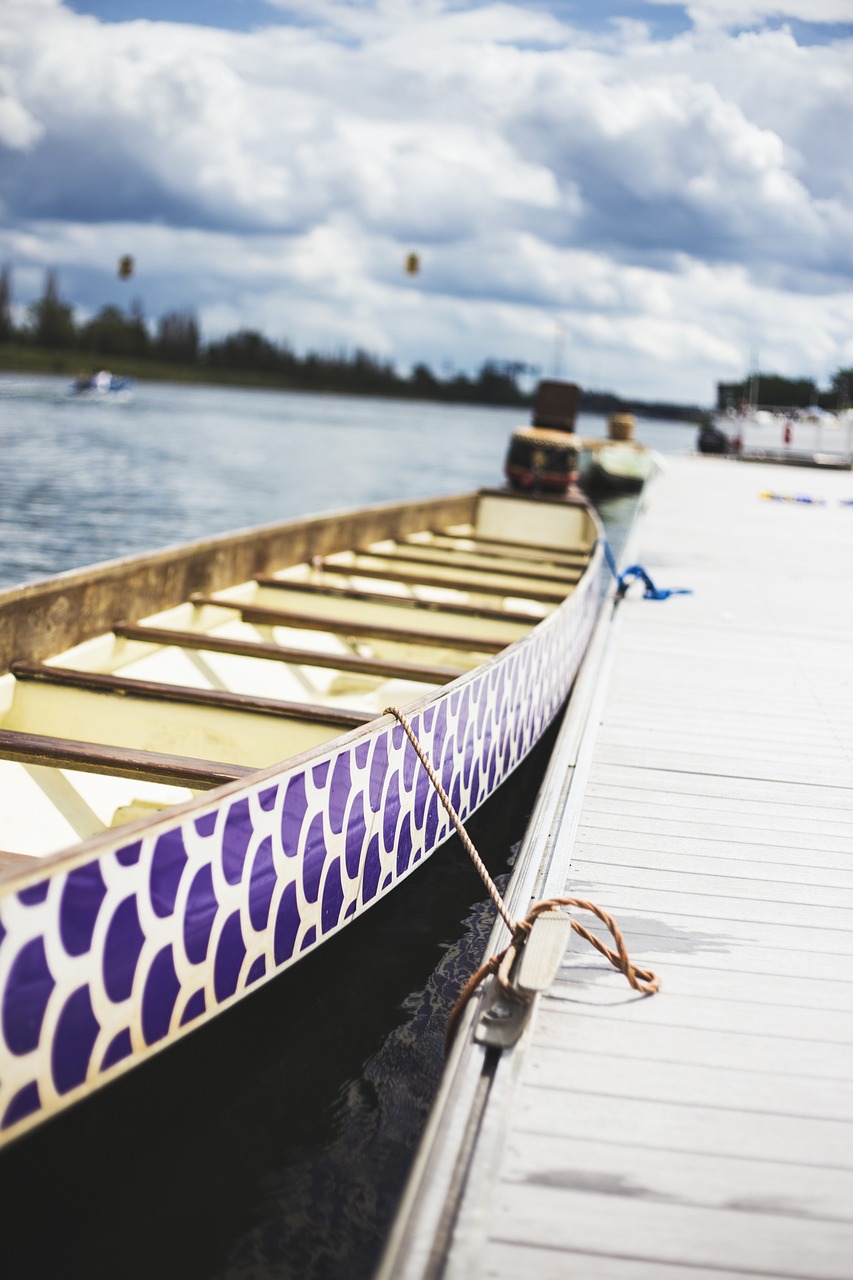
670, 0, 853, 28
0, 0, 851, 402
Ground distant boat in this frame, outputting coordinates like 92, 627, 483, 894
702, 405, 853, 469
581, 441, 654, 494
579, 414, 655, 495
70, 370, 134, 400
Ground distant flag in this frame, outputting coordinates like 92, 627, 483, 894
405, 252, 420, 276
118, 255, 134, 280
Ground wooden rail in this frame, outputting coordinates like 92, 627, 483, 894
189, 596, 508, 653
114, 623, 465, 685
0, 727, 251, 789
314, 561, 569, 603
10, 662, 370, 728
253, 577, 540, 624
366, 545, 583, 583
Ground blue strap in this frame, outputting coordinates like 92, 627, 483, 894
616, 564, 692, 601
599, 539, 691, 601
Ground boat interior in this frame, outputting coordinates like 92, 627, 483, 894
0, 490, 598, 865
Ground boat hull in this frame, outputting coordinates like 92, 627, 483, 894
0, 492, 606, 1146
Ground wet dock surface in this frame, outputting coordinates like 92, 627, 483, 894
383, 455, 853, 1279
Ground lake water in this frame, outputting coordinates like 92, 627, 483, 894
0, 374, 697, 589
0, 375, 697, 1280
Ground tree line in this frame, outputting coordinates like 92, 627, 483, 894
9, 264, 841, 419
0, 266, 530, 406
717, 371, 851, 414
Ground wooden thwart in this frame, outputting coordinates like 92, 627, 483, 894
254, 576, 540, 624
0, 727, 250, 789
315, 560, 569, 604
424, 529, 590, 564
10, 662, 370, 729
114, 623, 465, 685
190, 596, 508, 653
354, 545, 583, 584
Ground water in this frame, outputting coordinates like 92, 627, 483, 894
0, 374, 696, 590
0, 376, 696, 1279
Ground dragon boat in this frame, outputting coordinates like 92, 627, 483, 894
0, 391, 607, 1148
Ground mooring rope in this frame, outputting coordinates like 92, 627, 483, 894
600, 538, 691, 601
385, 706, 659, 1051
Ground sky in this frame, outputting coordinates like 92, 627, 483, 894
1, 1, 852, 404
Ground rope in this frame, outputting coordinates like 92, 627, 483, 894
385, 706, 659, 1052
599, 537, 691, 602
386, 706, 514, 934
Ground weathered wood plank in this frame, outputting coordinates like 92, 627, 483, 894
253, 575, 540, 623
586, 765, 853, 811
189, 595, 508, 653
10, 661, 370, 729
515, 1083, 853, 1169
349, 544, 583, 584
477, 1241, 743, 1280
499, 1131, 853, 1221
0, 727, 250, 788
316, 557, 571, 603
484, 1184, 853, 1279
570, 851, 853, 899
114, 622, 465, 684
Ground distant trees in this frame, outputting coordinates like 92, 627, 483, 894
8, 263, 850, 416
29, 269, 75, 348
206, 329, 286, 374
156, 309, 200, 363
718, 372, 847, 412
830, 368, 851, 409
79, 301, 150, 358
472, 360, 528, 405
0, 265, 12, 343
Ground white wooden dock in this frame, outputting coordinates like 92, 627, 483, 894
380, 454, 853, 1280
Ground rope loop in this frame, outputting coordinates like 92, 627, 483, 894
385, 706, 659, 1053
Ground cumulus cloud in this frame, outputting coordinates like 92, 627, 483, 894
0, 0, 851, 401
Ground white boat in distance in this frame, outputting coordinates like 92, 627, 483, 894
70, 370, 134, 400
0, 401, 607, 1148
703, 404, 853, 468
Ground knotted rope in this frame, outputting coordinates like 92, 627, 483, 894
385, 707, 659, 1052
600, 538, 691, 601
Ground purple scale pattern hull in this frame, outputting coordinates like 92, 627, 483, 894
0, 552, 605, 1143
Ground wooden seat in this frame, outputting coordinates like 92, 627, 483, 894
190, 596, 508, 653
0, 727, 251, 790
114, 623, 465, 685
253, 576, 541, 624
315, 558, 570, 604
425, 530, 590, 564
10, 662, 370, 730
356, 544, 583, 583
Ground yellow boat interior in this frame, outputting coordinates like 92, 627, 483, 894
0, 489, 598, 864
